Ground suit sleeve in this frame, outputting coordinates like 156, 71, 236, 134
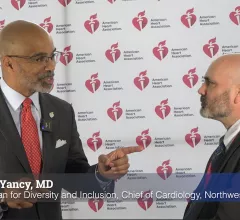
62, 104, 114, 195
196, 162, 240, 220
183, 157, 211, 219
208, 173, 240, 220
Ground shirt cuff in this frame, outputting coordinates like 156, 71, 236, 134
0, 198, 8, 212
95, 165, 112, 191
0, 203, 8, 219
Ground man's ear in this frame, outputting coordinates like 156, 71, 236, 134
2, 56, 14, 71
234, 87, 240, 104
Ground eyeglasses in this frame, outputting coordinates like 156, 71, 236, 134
7, 51, 63, 64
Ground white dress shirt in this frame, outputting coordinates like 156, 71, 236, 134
223, 119, 240, 150
0, 78, 43, 150
0, 78, 111, 198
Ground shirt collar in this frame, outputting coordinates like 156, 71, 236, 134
224, 119, 240, 148
0, 78, 40, 111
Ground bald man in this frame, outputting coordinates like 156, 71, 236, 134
0, 20, 143, 219
183, 54, 240, 220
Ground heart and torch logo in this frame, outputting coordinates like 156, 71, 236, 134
185, 127, 201, 148
157, 160, 172, 180
87, 131, 103, 152
132, 10, 148, 31
85, 73, 101, 93
182, 68, 198, 88
107, 101, 123, 121
181, 8, 197, 28
136, 129, 152, 149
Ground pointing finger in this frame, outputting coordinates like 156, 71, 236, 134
106, 146, 143, 165
108, 149, 125, 164
99, 154, 110, 165
7, 201, 33, 209
110, 155, 128, 168
111, 163, 130, 172
19, 201, 34, 209
120, 146, 143, 155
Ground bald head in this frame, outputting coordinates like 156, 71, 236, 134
0, 20, 56, 97
0, 20, 53, 56
208, 54, 240, 85
199, 54, 240, 128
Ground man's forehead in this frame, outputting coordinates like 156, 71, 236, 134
203, 55, 240, 83
30, 48, 56, 57
14, 39, 55, 56
205, 63, 218, 79
205, 60, 235, 82
0, 20, 56, 55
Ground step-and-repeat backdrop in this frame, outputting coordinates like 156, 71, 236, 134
0, 0, 240, 219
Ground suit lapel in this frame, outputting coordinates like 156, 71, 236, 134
184, 133, 240, 220
184, 139, 226, 218
0, 88, 32, 173
218, 131, 240, 172
39, 93, 58, 173
0, 88, 58, 175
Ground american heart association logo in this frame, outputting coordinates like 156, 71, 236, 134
105, 43, 121, 63
203, 37, 219, 58
134, 70, 149, 91
132, 10, 148, 31
58, 0, 72, 7
185, 127, 201, 148
107, 101, 123, 121
108, 0, 116, 3
84, 13, 99, 34
87, 131, 103, 152
88, 198, 104, 212
137, 190, 153, 210
156, 160, 172, 180
11, 0, 26, 10
181, 8, 197, 28
153, 40, 169, 61
85, 73, 101, 93
229, 6, 240, 25
155, 99, 171, 119
39, 17, 53, 33
182, 67, 198, 88
136, 129, 151, 149
59, 46, 73, 65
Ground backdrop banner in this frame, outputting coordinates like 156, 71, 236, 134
0, 0, 239, 219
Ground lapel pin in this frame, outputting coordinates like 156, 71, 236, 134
49, 112, 54, 118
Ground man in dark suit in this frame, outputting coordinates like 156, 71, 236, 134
0, 20, 143, 219
183, 54, 240, 220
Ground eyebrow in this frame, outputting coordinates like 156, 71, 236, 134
31, 48, 56, 57
204, 76, 210, 81
204, 76, 216, 83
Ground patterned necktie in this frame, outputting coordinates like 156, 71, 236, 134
205, 136, 226, 186
21, 98, 41, 177
184, 137, 226, 219
209, 136, 226, 172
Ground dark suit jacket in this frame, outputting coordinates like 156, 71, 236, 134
183, 131, 240, 220
0, 88, 113, 219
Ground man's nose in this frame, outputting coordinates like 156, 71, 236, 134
45, 58, 56, 72
198, 83, 206, 95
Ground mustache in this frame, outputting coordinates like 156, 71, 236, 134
39, 72, 55, 80
201, 96, 207, 105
